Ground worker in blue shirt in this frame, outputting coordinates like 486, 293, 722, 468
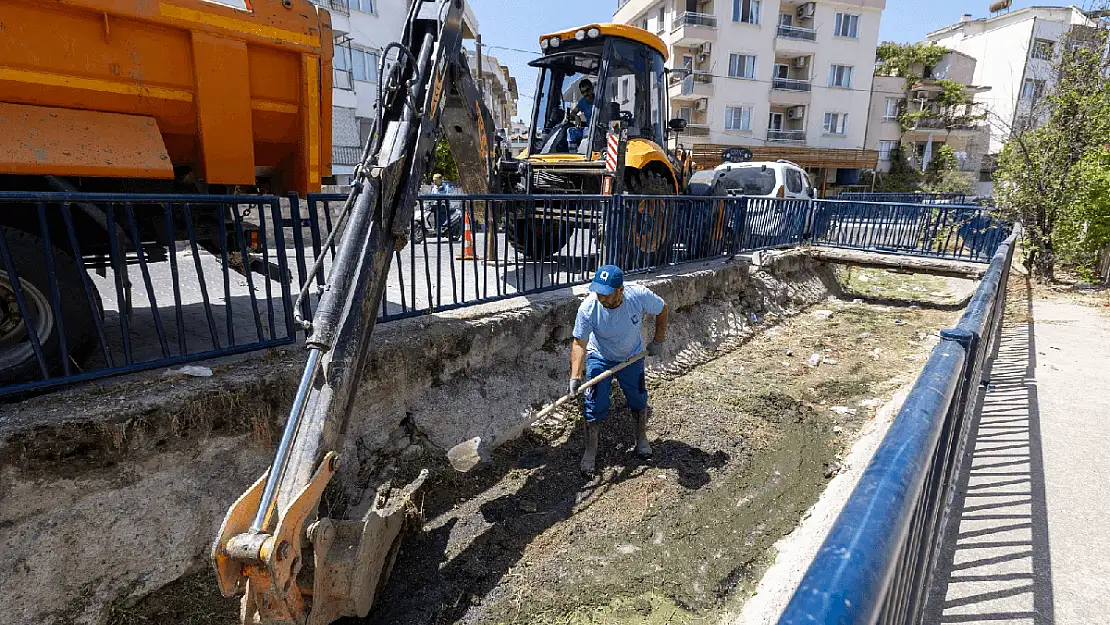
570, 79, 595, 126
570, 265, 669, 475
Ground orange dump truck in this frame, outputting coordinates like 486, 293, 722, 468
0, 0, 333, 195
0, 0, 334, 383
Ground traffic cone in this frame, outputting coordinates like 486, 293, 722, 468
456, 210, 479, 260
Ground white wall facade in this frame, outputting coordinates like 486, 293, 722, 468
615, 0, 885, 153
926, 6, 1097, 154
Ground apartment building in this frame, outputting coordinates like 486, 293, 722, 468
465, 51, 521, 139
615, 0, 886, 194
316, 0, 482, 184
925, 6, 1102, 155
865, 50, 990, 189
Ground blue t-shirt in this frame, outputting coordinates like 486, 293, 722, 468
574, 284, 666, 362
577, 96, 594, 124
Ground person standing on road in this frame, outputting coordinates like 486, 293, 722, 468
428, 173, 451, 232
570, 265, 669, 475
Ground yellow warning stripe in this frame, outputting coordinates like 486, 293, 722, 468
0, 67, 193, 101
160, 2, 320, 48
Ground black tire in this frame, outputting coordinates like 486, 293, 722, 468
507, 217, 569, 260
410, 221, 426, 245
606, 170, 675, 268
0, 228, 100, 384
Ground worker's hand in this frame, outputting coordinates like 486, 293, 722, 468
647, 340, 664, 357
569, 378, 583, 396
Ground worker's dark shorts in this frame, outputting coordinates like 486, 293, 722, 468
583, 352, 647, 423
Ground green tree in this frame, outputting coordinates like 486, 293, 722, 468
995, 26, 1110, 279
875, 143, 922, 192
426, 138, 460, 184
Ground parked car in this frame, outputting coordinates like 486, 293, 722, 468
690, 160, 816, 199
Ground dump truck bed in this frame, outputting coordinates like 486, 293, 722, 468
0, 0, 333, 195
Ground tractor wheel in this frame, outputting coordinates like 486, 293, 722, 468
606, 170, 676, 269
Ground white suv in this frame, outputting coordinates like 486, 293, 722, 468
689, 159, 815, 199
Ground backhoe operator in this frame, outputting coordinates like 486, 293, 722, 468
569, 265, 669, 475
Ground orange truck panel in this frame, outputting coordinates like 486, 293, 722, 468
0, 0, 333, 195
0, 103, 174, 179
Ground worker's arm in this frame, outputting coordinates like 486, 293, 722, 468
653, 303, 669, 343
570, 337, 588, 381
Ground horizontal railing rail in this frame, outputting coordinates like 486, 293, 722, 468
772, 77, 812, 92
767, 129, 807, 142
776, 226, 1019, 625
0, 192, 1007, 397
673, 11, 718, 28
837, 192, 969, 205
777, 24, 818, 41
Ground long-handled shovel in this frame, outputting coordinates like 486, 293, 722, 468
446, 352, 648, 472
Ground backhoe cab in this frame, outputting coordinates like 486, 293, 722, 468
522, 24, 691, 195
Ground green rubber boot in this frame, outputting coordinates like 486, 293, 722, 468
581, 421, 600, 475
633, 409, 652, 458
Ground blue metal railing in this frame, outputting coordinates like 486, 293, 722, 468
776, 226, 1020, 625
0, 192, 297, 397
836, 192, 969, 205
812, 200, 1005, 262
0, 192, 1007, 397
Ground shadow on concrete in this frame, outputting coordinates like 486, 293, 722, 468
925, 277, 1055, 624
357, 409, 725, 625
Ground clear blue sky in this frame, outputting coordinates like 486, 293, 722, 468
465, 0, 1069, 122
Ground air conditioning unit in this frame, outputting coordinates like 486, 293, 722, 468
787, 105, 806, 120
915, 91, 930, 100
700, 41, 713, 55
796, 2, 816, 19
792, 55, 809, 69
694, 98, 708, 112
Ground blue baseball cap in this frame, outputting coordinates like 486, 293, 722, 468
590, 264, 624, 295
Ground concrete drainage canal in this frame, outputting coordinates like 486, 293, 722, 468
0, 253, 977, 625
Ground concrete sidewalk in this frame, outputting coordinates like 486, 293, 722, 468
926, 289, 1110, 624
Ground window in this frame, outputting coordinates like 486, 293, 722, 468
682, 54, 694, 69
722, 167, 777, 195
773, 63, 790, 79
883, 98, 901, 120
979, 169, 993, 183
828, 64, 853, 88
877, 140, 898, 161
725, 105, 752, 131
348, 0, 374, 12
733, 0, 760, 25
350, 47, 379, 83
778, 12, 793, 27
1031, 38, 1055, 61
657, 6, 666, 33
729, 54, 757, 79
1021, 78, 1046, 100
784, 168, 804, 193
768, 112, 784, 130
823, 112, 848, 135
679, 106, 692, 122
834, 13, 859, 38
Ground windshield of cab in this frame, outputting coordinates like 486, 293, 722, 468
529, 48, 603, 155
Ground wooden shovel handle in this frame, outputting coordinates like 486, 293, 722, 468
532, 352, 647, 422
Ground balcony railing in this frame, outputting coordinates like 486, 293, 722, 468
684, 124, 711, 137
673, 11, 718, 29
767, 129, 807, 142
772, 77, 812, 92
334, 68, 354, 91
333, 144, 363, 166
777, 24, 818, 41
314, 0, 349, 15
912, 116, 983, 131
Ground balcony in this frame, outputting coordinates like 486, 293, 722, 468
670, 12, 718, 46
669, 72, 714, 101
313, 0, 349, 15
776, 24, 817, 41
683, 123, 711, 137
767, 129, 807, 143
334, 68, 354, 91
333, 144, 363, 166
772, 77, 811, 92
909, 116, 984, 133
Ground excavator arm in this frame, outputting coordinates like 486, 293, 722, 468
211, 1, 502, 622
